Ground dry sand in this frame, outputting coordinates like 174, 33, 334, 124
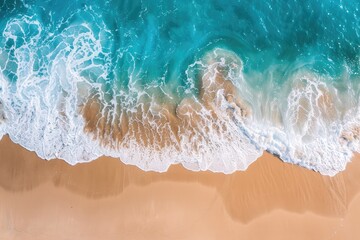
0, 135, 360, 239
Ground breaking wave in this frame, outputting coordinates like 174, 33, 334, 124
1, 0, 360, 176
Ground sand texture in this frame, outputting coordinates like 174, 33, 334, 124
0, 135, 360, 239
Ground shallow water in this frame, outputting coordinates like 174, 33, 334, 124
0, 0, 360, 175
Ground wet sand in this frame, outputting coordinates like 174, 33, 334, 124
1, 135, 360, 239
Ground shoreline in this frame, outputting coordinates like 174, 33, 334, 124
80, 57, 258, 174
1, 135, 360, 239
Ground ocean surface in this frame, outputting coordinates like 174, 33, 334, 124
0, 0, 359, 175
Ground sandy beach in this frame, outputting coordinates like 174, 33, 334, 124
1, 0, 360, 239
0, 135, 359, 239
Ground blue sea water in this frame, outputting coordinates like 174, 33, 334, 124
0, 0, 359, 175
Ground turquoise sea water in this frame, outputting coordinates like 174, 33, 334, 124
0, 0, 359, 175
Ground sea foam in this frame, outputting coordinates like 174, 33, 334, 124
1, 0, 360, 176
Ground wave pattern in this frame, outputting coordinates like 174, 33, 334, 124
0, 0, 360, 175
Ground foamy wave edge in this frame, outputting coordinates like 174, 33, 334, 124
1, 15, 360, 176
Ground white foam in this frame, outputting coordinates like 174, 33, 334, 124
0, 15, 359, 176
0, 14, 106, 163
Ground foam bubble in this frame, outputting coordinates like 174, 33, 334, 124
0, 12, 359, 176
247, 70, 352, 175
